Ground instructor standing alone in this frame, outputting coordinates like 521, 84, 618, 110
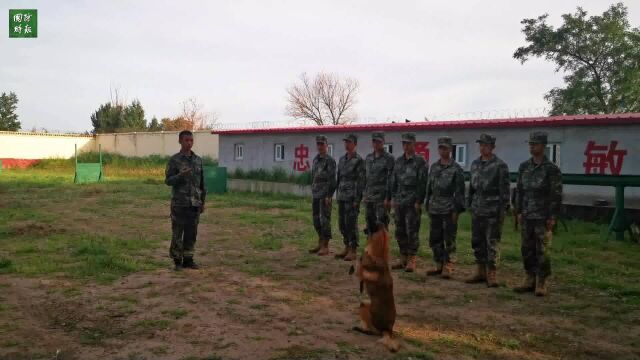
165, 130, 206, 271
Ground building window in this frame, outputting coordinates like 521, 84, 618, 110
234, 144, 244, 160
327, 144, 334, 157
274, 144, 285, 162
546, 143, 561, 166
383, 143, 393, 154
453, 144, 467, 166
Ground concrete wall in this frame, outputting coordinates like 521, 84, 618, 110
0, 131, 95, 159
95, 131, 218, 159
218, 124, 640, 208
0, 131, 219, 160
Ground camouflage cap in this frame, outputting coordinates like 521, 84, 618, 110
316, 135, 328, 144
476, 133, 496, 144
528, 131, 548, 145
342, 133, 358, 143
401, 132, 416, 143
437, 136, 453, 148
371, 131, 385, 142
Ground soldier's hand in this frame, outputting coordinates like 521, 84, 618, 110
451, 212, 459, 223
546, 218, 556, 231
179, 167, 193, 176
324, 197, 332, 207
199, 204, 205, 214
414, 202, 422, 212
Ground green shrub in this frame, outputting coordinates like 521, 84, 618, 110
229, 168, 311, 185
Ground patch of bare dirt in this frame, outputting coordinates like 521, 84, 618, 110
8, 221, 67, 236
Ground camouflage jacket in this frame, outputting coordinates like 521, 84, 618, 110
516, 156, 562, 220
165, 151, 207, 207
363, 151, 395, 203
468, 155, 510, 217
336, 152, 366, 202
390, 153, 428, 207
311, 153, 337, 199
426, 159, 465, 214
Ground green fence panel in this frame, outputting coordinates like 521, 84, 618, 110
75, 163, 102, 184
204, 166, 227, 194
0, 159, 2, 173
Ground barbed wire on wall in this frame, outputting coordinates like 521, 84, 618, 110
213, 107, 551, 130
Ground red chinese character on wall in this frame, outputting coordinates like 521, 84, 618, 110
583, 140, 627, 175
293, 144, 310, 172
415, 142, 430, 163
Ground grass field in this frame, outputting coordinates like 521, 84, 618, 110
0, 167, 639, 360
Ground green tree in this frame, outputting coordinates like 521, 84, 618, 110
91, 102, 124, 133
91, 99, 148, 133
148, 116, 162, 131
514, 3, 640, 115
122, 99, 146, 130
0, 92, 21, 131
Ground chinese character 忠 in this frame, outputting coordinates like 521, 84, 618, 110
583, 140, 627, 175
293, 144, 310, 172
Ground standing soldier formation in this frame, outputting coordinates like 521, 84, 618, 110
425, 137, 465, 279
297, 130, 561, 297
363, 131, 395, 234
467, 134, 510, 287
308, 135, 337, 256
514, 131, 563, 296
390, 133, 428, 273
335, 134, 366, 261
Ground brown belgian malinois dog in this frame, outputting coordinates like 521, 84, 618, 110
351, 225, 399, 352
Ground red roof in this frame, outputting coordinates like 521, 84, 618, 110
212, 113, 640, 135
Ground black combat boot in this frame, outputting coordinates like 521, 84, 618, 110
182, 257, 200, 269
173, 258, 183, 271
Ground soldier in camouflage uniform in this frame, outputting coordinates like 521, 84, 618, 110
514, 131, 562, 296
466, 133, 510, 287
425, 137, 465, 279
165, 130, 207, 271
363, 131, 395, 233
335, 134, 366, 261
308, 135, 337, 256
390, 133, 428, 273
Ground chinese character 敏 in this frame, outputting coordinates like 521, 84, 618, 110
583, 140, 627, 175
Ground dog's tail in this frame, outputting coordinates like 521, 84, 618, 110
379, 331, 400, 352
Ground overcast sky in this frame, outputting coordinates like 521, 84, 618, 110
1, 1, 639, 132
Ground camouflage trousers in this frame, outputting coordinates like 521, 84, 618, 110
312, 198, 332, 241
429, 213, 457, 263
364, 201, 389, 234
394, 205, 421, 256
471, 215, 503, 269
521, 219, 551, 278
338, 201, 360, 248
170, 206, 200, 261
